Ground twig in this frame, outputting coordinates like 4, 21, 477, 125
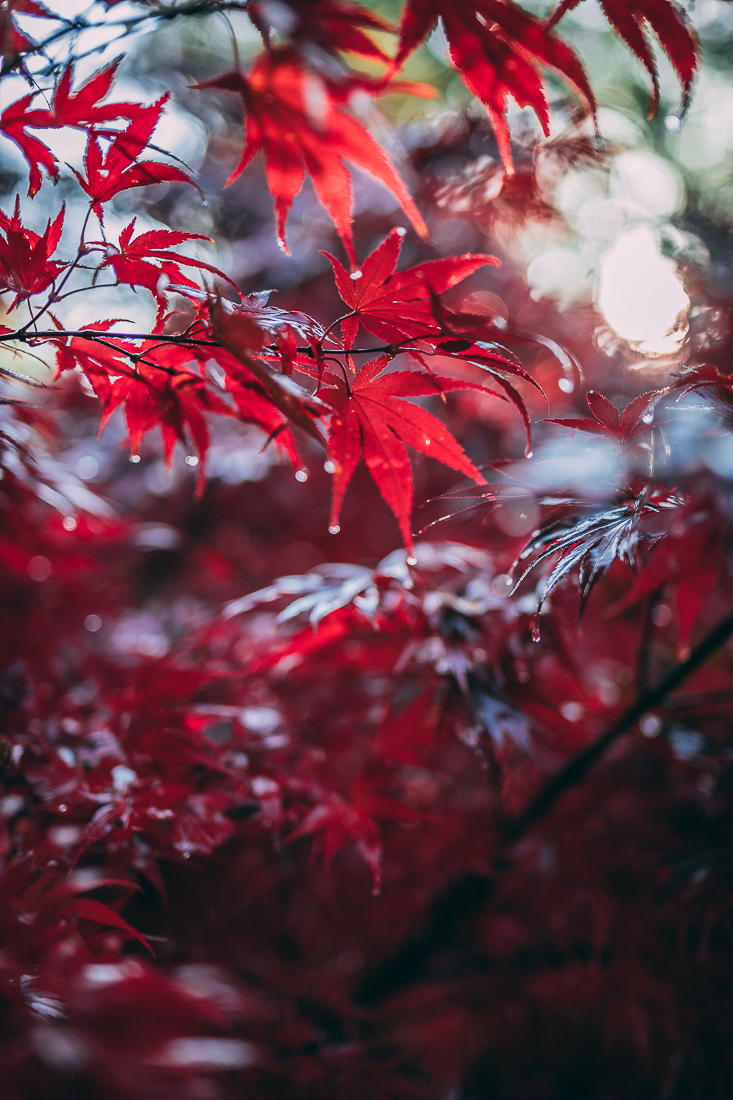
0, 3, 251, 79
354, 610, 733, 1006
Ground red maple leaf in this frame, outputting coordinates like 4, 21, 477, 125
249, 0, 394, 60
0, 194, 65, 309
0, 0, 52, 65
92, 219, 239, 322
73, 102, 194, 221
287, 773, 419, 890
548, 0, 698, 116
55, 332, 230, 492
319, 356, 492, 551
0, 59, 150, 196
324, 228, 499, 347
667, 364, 733, 412
545, 390, 659, 442
393, 0, 595, 171
196, 47, 428, 263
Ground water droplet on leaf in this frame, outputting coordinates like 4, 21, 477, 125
323, 460, 336, 474
328, 525, 340, 534
295, 469, 308, 482
129, 454, 141, 464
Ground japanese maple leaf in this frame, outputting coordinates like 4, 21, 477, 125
668, 365, 733, 413
93, 218, 239, 321
548, 0, 698, 116
196, 47, 428, 264
324, 228, 499, 348
249, 0, 394, 60
393, 0, 595, 171
545, 389, 659, 442
513, 488, 681, 626
0, 59, 150, 196
0, 194, 65, 309
56, 333, 230, 492
0, 0, 52, 65
73, 102, 193, 221
287, 774, 419, 890
320, 357, 491, 551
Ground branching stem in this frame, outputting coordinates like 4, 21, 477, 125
354, 609, 733, 1006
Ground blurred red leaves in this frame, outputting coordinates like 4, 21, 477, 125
196, 48, 429, 263
394, 0, 596, 170
548, 0, 698, 115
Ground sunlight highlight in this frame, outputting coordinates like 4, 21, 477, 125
596, 227, 689, 357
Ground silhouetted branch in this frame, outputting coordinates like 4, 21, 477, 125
355, 610, 733, 1006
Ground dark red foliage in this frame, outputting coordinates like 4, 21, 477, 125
0, 3, 731, 1099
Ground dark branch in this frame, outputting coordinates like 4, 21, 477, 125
1, 3, 251, 79
354, 610, 733, 1006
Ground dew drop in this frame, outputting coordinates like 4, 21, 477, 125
328, 524, 340, 535
350, 269, 363, 281
395, 226, 407, 236
295, 468, 308, 483
526, 451, 534, 458
62, 516, 77, 532
532, 625, 541, 643
58, 804, 67, 813
406, 555, 417, 566
184, 454, 199, 467
323, 459, 336, 474
642, 411, 654, 425
664, 114, 683, 133
558, 377, 574, 394
424, 438, 431, 445
129, 453, 141, 464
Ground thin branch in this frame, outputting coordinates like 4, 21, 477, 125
0, 330, 417, 356
354, 609, 733, 1006
0, 3, 251, 79
505, 609, 733, 840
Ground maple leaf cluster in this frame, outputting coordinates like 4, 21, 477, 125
0, 2, 731, 1099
